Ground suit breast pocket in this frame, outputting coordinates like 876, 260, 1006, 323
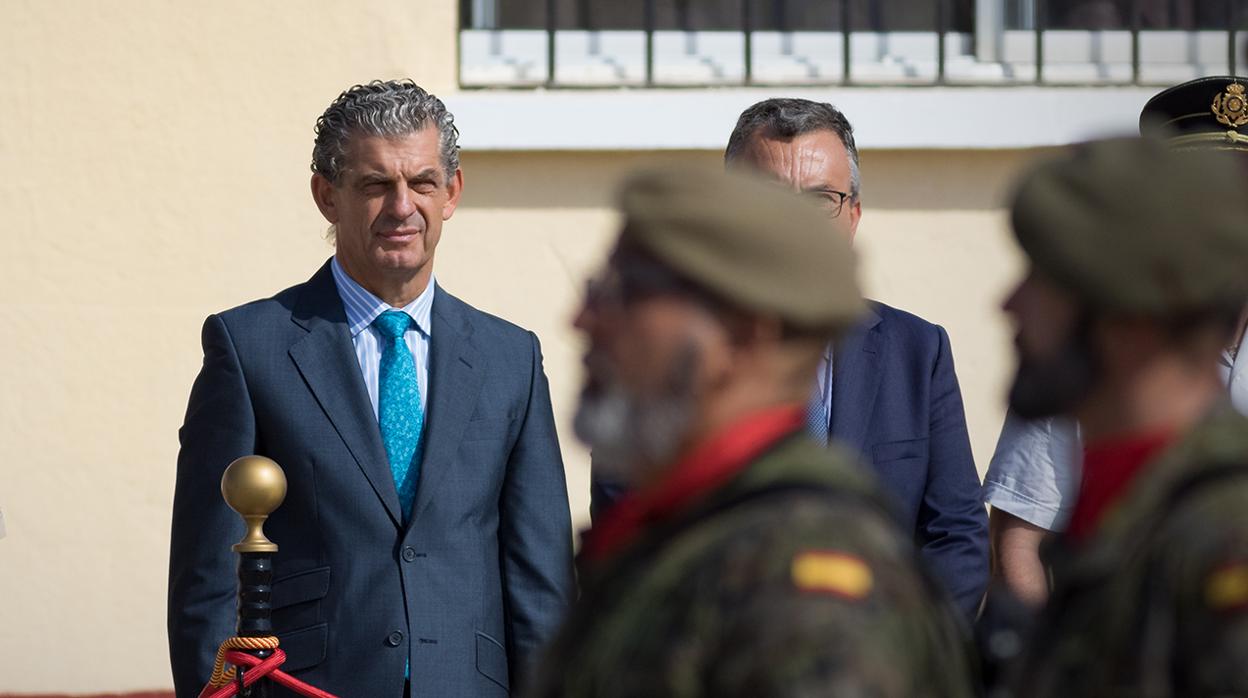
872, 437, 928, 464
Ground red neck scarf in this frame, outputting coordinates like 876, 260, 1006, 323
1066, 428, 1176, 541
580, 405, 804, 563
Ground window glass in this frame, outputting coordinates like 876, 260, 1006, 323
464, 0, 974, 32
1006, 0, 1246, 29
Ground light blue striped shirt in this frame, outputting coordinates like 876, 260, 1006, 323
330, 257, 433, 419
814, 344, 834, 423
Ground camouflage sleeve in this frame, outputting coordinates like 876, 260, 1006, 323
672, 492, 976, 698
1151, 482, 1248, 695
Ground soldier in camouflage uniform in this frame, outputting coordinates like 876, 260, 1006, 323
994, 137, 1248, 697
524, 166, 976, 698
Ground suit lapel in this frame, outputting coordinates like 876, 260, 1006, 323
408, 288, 486, 527
830, 306, 884, 456
288, 260, 402, 526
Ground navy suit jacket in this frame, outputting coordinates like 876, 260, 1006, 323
169, 260, 574, 697
591, 301, 989, 618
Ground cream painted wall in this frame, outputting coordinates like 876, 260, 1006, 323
446, 148, 1039, 545
0, 0, 456, 692
1, 1, 1046, 693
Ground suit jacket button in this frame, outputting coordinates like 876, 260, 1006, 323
386, 631, 404, 647
402, 546, 417, 562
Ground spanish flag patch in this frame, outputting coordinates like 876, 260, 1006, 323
1206, 562, 1248, 611
791, 550, 873, 600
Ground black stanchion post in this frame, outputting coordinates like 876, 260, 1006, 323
235, 552, 275, 697
222, 456, 288, 698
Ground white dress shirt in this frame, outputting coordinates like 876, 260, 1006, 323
330, 257, 433, 419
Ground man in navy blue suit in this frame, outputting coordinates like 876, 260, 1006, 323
169, 80, 574, 697
592, 98, 988, 618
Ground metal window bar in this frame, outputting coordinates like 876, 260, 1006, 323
742, 0, 753, 85
1230, 0, 1239, 77
577, 0, 592, 29
1131, 0, 1140, 84
645, 0, 656, 86
842, 0, 852, 85
1035, 0, 1044, 84
465, 0, 1248, 90
545, 0, 556, 87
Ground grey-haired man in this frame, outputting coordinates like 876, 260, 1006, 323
168, 80, 574, 697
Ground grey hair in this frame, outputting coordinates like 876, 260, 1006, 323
312, 79, 460, 184
724, 98, 861, 199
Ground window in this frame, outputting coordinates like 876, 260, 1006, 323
459, 0, 1245, 87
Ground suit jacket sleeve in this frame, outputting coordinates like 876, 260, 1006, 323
917, 326, 990, 619
499, 331, 575, 684
168, 314, 254, 697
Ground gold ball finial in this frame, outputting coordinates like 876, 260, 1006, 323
221, 456, 287, 553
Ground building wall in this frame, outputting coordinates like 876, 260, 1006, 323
1, 0, 1040, 692
447, 148, 1035, 549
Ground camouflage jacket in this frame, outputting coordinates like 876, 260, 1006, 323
525, 432, 977, 698
1012, 404, 1248, 698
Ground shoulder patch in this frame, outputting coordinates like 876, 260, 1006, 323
791, 550, 873, 600
1206, 562, 1248, 611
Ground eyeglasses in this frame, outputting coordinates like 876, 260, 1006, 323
806, 189, 853, 218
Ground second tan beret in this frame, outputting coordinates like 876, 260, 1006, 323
617, 165, 864, 332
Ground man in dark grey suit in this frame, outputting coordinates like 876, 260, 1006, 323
168, 80, 574, 697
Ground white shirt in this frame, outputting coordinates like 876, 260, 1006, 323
983, 323, 1248, 530
330, 257, 433, 419
814, 344, 834, 428
1219, 338, 1248, 415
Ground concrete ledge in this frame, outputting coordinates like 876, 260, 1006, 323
448, 86, 1161, 151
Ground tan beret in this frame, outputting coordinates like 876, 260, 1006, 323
616, 165, 864, 332
1011, 137, 1248, 314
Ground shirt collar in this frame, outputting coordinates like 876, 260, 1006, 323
331, 256, 435, 339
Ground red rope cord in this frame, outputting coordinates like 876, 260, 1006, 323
197, 647, 339, 698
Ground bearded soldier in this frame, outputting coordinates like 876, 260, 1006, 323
525, 166, 976, 698
996, 137, 1248, 697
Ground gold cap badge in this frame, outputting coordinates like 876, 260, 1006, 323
1212, 83, 1248, 129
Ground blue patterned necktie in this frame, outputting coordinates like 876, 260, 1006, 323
373, 310, 425, 522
